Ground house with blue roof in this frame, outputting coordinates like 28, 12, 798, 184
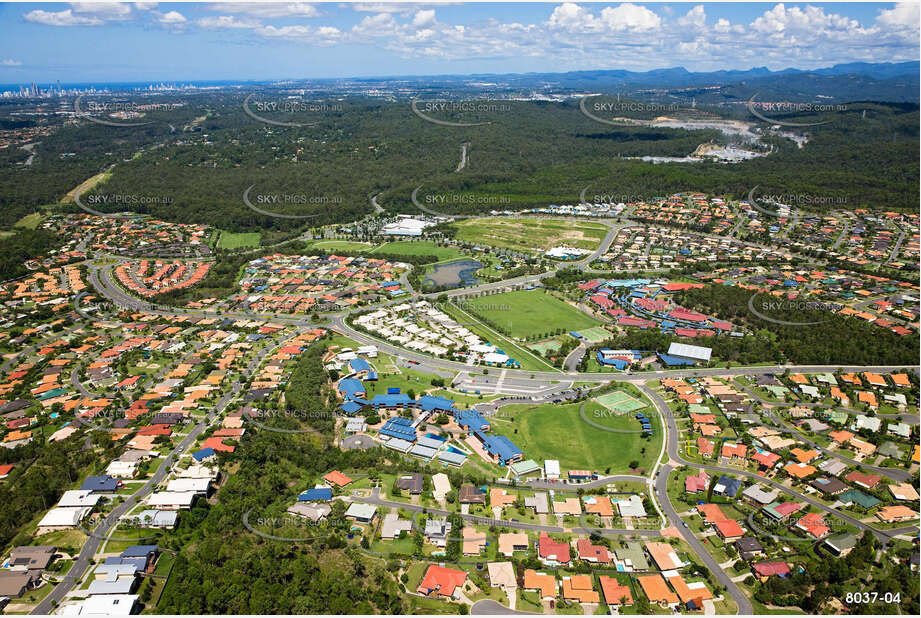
299, 487, 333, 502
192, 447, 216, 462
81, 475, 120, 493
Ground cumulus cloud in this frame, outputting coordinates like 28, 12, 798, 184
1, 58, 22, 66
159, 11, 187, 25
197, 15, 263, 30
24, 9, 105, 27
208, 3, 320, 19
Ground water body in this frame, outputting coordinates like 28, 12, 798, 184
424, 259, 482, 289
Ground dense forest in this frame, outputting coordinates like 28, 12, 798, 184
677, 285, 920, 365
0, 228, 64, 280
1, 94, 917, 229
157, 344, 406, 614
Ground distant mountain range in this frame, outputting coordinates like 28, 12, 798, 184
368, 61, 919, 104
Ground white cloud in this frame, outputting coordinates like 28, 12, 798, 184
209, 3, 320, 19
159, 11, 187, 25
599, 3, 662, 32
877, 2, 920, 29
197, 15, 263, 30
678, 5, 706, 29
412, 9, 437, 28
70, 2, 133, 21
1, 58, 22, 67
24, 9, 104, 27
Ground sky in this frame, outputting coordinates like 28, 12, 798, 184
0, 1, 918, 84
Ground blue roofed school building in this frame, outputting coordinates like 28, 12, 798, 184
380, 416, 417, 442
472, 431, 523, 465
596, 349, 644, 370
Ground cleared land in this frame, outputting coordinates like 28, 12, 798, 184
451, 217, 608, 253
463, 290, 601, 340
216, 231, 261, 249
491, 400, 660, 473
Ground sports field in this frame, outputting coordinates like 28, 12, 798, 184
309, 240, 375, 252
216, 231, 261, 249
576, 326, 611, 343
464, 290, 601, 339
491, 400, 660, 473
595, 390, 647, 413
451, 217, 608, 254
371, 240, 462, 261
528, 339, 562, 355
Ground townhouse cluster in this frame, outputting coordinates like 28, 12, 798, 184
115, 259, 212, 298
229, 253, 408, 314
352, 300, 518, 366
42, 214, 213, 258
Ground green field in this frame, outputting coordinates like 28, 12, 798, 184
492, 400, 661, 473
463, 290, 601, 339
310, 239, 376, 252
371, 240, 462, 260
576, 326, 612, 343
451, 217, 608, 253
216, 231, 261, 249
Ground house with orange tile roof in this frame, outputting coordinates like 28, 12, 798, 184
890, 373, 911, 388
795, 512, 830, 538
552, 497, 582, 516
561, 575, 599, 604
875, 505, 918, 523
790, 448, 820, 464
599, 575, 633, 607
637, 574, 679, 606
523, 570, 557, 600
721, 442, 746, 461
857, 391, 878, 409
829, 430, 854, 445
696, 503, 730, 524
583, 495, 614, 517
490, 488, 517, 508
784, 462, 817, 480
714, 519, 745, 541
663, 572, 713, 606
323, 471, 353, 487
538, 532, 571, 565
645, 541, 685, 571
462, 527, 486, 556
862, 372, 887, 388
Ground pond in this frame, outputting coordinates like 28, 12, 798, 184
423, 259, 482, 289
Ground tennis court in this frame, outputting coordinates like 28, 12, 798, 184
529, 339, 562, 355
577, 326, 612, 343
595, 390, 647, 413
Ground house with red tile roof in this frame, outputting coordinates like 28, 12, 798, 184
599, 575, 633, 607
721, 442, 747, 461
845, 471, 881, 489
538, 532, 570, 565
697, 437, 714, 458
323, 471, 353, 487
576, 539, 610, 564
752, 562, 790, 578
714, 519, 745, 541
417, 564, 468, 598
685, 470, 709, 494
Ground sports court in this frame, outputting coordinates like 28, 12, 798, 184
594, 390, 647, 413
528, 339, 562, 355
576, 326, 611, 343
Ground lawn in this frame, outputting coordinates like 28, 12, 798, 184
462, 290, 601, 340
451, 217, 608, 253
492, 400, 662, 473
371, 240, 462, 260
216, 231, 261, 249
309, 239, 376, 252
